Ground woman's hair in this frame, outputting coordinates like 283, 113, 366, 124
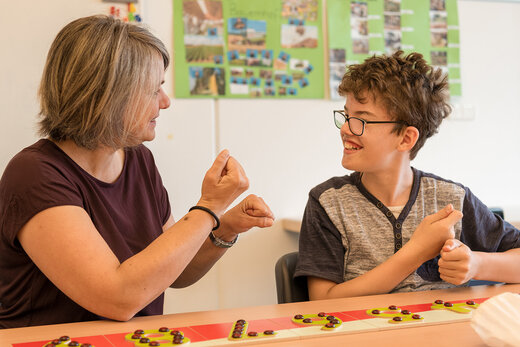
338, 50, 451, 159
38, 15, 169, 149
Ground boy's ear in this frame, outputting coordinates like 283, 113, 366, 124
398, 126, 419, 152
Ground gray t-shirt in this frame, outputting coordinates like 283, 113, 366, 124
295, 168, 520, 292
0, 139, 171, 328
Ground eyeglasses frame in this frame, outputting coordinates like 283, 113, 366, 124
333, 110, 408, 136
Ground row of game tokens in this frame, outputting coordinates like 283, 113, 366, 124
43, 336, 93, 346
126, 327, 190, 345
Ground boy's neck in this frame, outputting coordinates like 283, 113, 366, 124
360, 163, 414, 207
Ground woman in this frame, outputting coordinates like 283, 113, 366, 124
0, 15, 274, 328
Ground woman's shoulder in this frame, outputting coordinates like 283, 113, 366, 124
1, 139, 79, 192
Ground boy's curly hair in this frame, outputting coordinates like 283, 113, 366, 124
338, 50, 451, 159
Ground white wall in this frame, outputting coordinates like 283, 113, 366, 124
1, 0, 519, 314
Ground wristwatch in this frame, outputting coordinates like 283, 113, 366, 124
209, 231, 238, 248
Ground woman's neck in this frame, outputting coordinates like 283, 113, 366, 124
53, 139, 125, 183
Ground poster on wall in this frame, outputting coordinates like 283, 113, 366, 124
173, 0, 324, 99
327, 0, 461, 99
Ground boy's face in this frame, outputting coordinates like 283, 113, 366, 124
340, 92, 405, 173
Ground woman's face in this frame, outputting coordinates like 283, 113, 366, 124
135, 61, 170, 143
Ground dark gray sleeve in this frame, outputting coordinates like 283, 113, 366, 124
294, 191, 345, 284
461, 188, 520, 251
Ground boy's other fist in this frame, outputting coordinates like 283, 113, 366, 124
439, 239, 478, 285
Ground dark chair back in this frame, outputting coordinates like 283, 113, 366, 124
275, 251, 309, 304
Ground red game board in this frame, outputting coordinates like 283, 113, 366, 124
13, 297, 488, 347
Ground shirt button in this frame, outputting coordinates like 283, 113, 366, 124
395, 233, 402, 239
377, 202, 383, 208
396, 222, 401, 229
386, 211, 393, 217
396, 243, 402, 250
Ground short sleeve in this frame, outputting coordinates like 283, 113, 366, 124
0, 149, 83, 247
294, 190, 345, 284
461, 187, 520, 251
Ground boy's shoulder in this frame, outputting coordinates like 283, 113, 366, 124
309, 172, 361, 199
414, 168, 467, 192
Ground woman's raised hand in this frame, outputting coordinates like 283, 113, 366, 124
198, 150, 249, 217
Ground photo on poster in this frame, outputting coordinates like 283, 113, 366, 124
290, 58, 310, 71
431, 51, 447, 66
278, 86, 287, 95
384, 14, 401, 30
351, 1, 368, 19
274, 71, 286, 81
249, 77, 262, 87
430, 11, 447, 29
264, 79, 274, 87
353, 37, 369, 54
230, 77, 249, 94
292, 71, 305, 81
228, 17, 247, 51
259, 69, 273, 79
329, 48, 346, 63
353, 18, 368, 36
274, 52, 290, 70
281, 75, 293, 85
384, 30, 401, 54
384, 0, 401, 13
189, 67, 225, 96
183, 0, 224, 63
329, 63, 346, 99
430, 29, 447, 47
288, 87, 298, 95
281, 0, 319, 21
430, 0, 446, 11
260, 49, 273, 67
213, 55, 223, 64
299, 77, 309, 88
288, 18, 305, 26
281, 24, 318, 48
230, 67, 244, 77
264, 87, 275, 96
246, 49, 261, 66
250, 88, 262, 97
246, 20, 267, 50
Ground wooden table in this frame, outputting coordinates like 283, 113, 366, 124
2, 284, 518, 346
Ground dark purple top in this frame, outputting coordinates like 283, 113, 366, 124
0, 139, 171, 328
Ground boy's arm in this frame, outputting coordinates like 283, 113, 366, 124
308, 205, 463, 300
438, 187, 520, 285
439, 239, 520, 284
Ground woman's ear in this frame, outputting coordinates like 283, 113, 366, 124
397, 126, 419, 152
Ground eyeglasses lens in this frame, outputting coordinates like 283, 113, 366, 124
349, 118, 364, 135
334, 112, 345, 129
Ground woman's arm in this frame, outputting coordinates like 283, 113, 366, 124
171, 194, 274, 288
18, 150, 248, 321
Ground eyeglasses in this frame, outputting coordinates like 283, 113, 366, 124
333, 110, 407, 136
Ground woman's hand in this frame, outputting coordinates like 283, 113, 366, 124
198, 150, 249, 216
216, 194, 275, 241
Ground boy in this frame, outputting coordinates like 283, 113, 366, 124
295, 51, 520, 300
